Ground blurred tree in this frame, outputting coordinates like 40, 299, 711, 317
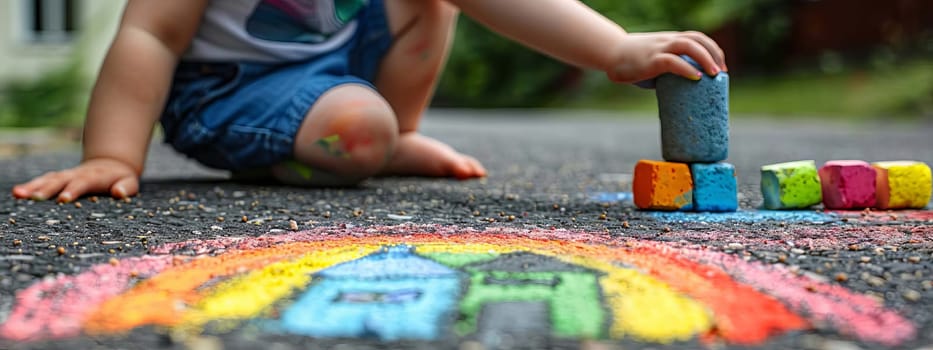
436, 0, 792, 107
0, 61, 87, 128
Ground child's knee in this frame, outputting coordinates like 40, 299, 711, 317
295, 85, 398, 175
327, 104, 397, 172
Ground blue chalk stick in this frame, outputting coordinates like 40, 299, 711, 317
656, 56, 730, 163
690, 163, 738, 212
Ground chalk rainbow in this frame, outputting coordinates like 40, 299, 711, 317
0, 225, 917, 346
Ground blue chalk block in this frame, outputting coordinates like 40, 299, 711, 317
656, 56, 730, 163
690, 163, 738, 212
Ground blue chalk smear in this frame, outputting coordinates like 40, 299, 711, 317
649, 210, 836, 224
591, 192, 634, 203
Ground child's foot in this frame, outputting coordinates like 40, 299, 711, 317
381, 133, 486, 179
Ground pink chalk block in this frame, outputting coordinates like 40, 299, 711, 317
818, 160, 877, 209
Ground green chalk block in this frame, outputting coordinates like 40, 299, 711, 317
761, 160, 823, 210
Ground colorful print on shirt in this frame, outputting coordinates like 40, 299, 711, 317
246, 0, 367, 44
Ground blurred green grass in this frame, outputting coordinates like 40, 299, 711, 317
565, 59, 933, 120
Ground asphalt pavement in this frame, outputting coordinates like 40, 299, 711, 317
0, 110, 931, 350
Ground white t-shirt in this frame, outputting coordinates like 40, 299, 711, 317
183, 0, 367, 63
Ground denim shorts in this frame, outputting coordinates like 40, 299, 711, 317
160, 0, 393, 171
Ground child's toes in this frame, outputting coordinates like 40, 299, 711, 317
452, 156, 485, 180
449, 161, 472, 180
466, 156, 487, 178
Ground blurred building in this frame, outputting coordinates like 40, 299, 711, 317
0, 0, 125, 83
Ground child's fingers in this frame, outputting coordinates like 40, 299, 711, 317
28, 173, 70, 201
58, 175, 109, 203
13, 172, 58, 200
655, 53, 703, 81
12, 173, 53, 199
12, 183, 35, 199
110, 176, 139, 199
664, 37, 720, 76
683, 31, 727, 71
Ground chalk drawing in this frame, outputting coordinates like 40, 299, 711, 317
0, 225, 918, 347
274, 246, 460, 340
590, 192, 634, 203
650, 210, 835, 224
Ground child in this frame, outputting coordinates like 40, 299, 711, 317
12, 0, 727, 203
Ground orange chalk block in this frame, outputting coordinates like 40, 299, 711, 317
872, 161, 932, 209
634, 160, 694, 210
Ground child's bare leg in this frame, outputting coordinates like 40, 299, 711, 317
376, 0, 486, 179
274, 84, 398, 186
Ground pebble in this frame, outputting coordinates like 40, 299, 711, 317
387, 214, 413, 221
834, 273, 848, 282
907, 256, 921, 263
902, 289, 921, 302
579, 340, 617, 350
185, 335, 223, 350
289, 220, 299, 231
859, 256, 871, 263
90, 213, 105, 218
726, 243, 744, 250
820, 340, 864, 350
865, 276, 886, 287
791, 248, 805, 255
459, 341, 486, 350
847, 244, 861, 251
56, 247, 65, 255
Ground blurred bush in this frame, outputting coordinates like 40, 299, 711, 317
436, 0, 790, 107
0, 61, 87, 128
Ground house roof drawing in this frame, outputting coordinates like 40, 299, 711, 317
317, 245, 457, 279
464, 252, 600, 274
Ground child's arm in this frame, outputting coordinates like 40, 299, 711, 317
12, 1, 208, 202
449, 0, 727, 83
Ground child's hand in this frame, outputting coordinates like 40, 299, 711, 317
12, 158, 139, 203
607, 31, 727, 84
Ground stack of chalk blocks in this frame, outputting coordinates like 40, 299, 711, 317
634, 57, 738, 212
761, 159, 932, 210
